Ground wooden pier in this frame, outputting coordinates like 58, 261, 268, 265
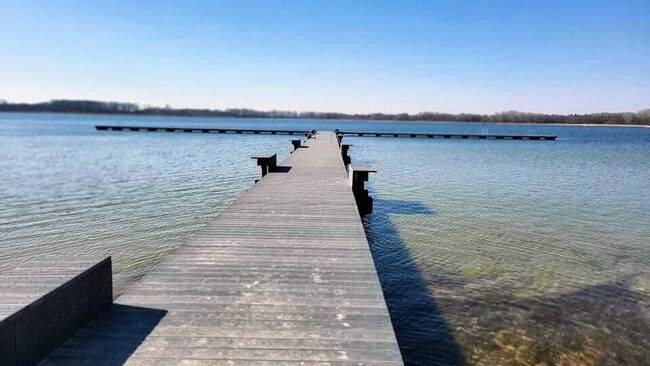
338, 130, 557, 140
42, 131, 403, 365
95, 124, 556, 140
96, 125, 311, 136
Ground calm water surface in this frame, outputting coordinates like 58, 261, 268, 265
1, 113, 649, 365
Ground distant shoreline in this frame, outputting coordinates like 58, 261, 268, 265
1, 110, 649, 128
1, 99, 649, 127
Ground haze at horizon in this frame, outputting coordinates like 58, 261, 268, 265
1, 0, 648, 115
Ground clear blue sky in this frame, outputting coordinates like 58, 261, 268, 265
1, 0, 648, 114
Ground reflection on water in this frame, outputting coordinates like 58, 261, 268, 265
1, 113, 649, 364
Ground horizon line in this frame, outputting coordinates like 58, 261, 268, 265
2, 98, 649, 117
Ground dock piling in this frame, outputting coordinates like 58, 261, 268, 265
341, 143, 352, 166
291, 139, 302, 151
251, 153, 277, 179
350, 165, 377, 215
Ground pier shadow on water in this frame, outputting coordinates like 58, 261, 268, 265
47, 304, 167, 364
363, 198, 650, 365
363, 198, 465, 366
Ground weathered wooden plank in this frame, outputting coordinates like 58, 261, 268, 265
51, 346, 402, 362
63, 336, 399, 352
44, 357, 397, 366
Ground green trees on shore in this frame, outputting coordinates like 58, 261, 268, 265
0, 99, 648, 125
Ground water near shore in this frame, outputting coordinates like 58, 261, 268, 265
1, 113, 649, 365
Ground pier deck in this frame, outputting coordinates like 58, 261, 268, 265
43, 132, 403, 365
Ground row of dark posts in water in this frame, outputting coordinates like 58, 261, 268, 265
336, 129, 376, 215
251, 129, 375, 215
250, 130, 317, 182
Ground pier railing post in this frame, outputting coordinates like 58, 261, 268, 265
291, 139, 302, 151
332, 129, 344, 146
251, 153, 277, 181
350, 165, 377, 215
341, 143, 352, 166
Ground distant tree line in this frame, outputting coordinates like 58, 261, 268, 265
1, 99, 649, 125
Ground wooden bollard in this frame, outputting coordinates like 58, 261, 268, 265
341, 143, 352, 166
350, 165, 376, 215
251, 153, 277, 181
291, 139, 302, 151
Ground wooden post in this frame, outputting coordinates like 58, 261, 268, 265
341, 143, 352, 166
291, 139, 302, 151
251, 154, 277, 180
350, 165, 377, 215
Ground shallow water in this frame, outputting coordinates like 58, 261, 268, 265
1, 113, 649, 365
352, 134, 650, 365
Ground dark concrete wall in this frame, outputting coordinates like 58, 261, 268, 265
0, 257, 112, 366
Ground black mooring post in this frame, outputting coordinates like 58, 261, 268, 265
341, 143, 352, 166
251, 153, 277, 181
350, 165, 377, 215
337, 134, 344, 147
291, 139, 302, 151
332, 129, 343, 146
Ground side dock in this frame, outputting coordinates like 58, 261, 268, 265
338, 130, 557, 140
94, 124, 557, 140
95, 125, 311, 136
43, 131, 403, 365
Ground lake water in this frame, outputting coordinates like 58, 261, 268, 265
1, 112, 648, 365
